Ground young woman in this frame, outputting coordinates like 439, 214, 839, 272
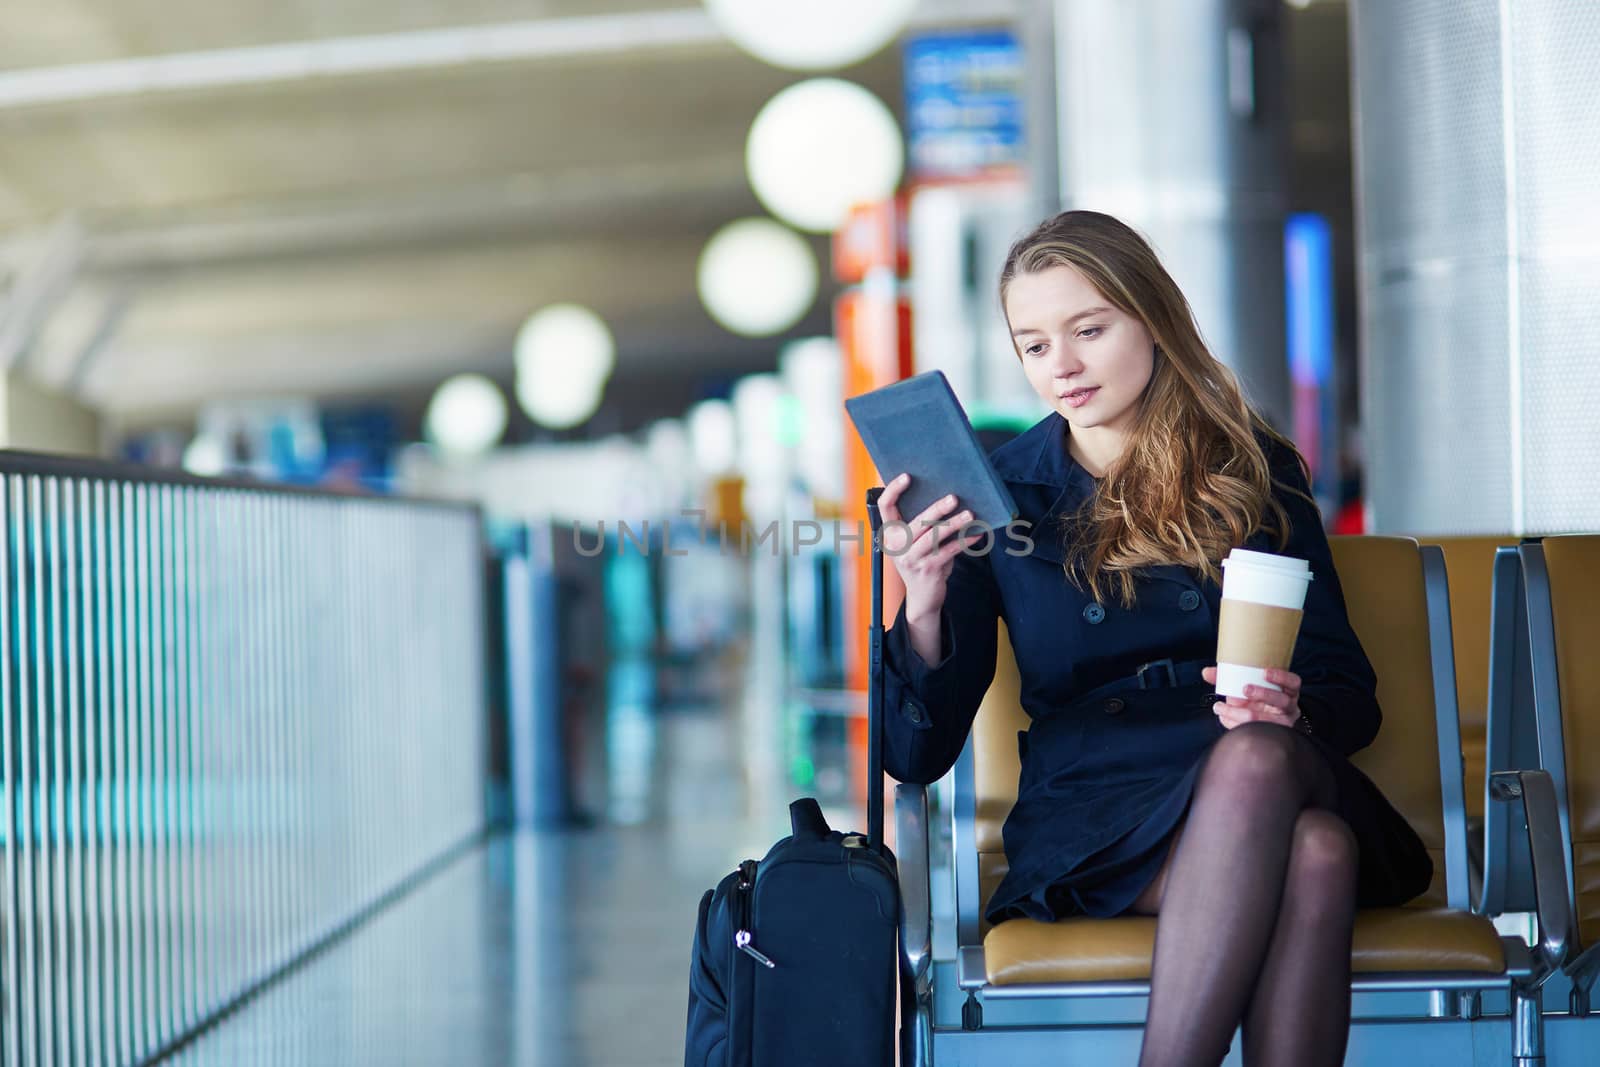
877, 211, 1432, 1067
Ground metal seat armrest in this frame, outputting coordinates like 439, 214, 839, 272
895, 783, 932, 987
1490, 769, 1572, 973
1567, 941, 1600, 985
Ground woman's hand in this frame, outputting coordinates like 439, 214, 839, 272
878, 474, 983, 665
878, 473, 982, 616
1201, 666, 1303, 731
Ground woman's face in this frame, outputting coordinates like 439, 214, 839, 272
1006, 264, 1156, 441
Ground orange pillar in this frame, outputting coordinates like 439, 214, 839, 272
834, 198, 915, 811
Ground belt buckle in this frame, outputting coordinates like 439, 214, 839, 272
1136, 658, 1177, 689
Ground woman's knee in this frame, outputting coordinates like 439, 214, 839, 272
1287, 810, 1359, 897
1200, 722, 1303, 796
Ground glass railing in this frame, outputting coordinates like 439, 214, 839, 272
0, 452, 488, 1066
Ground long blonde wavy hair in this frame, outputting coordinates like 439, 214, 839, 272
999, 210, 1311, 608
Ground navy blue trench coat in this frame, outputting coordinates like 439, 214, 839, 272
882, 413, 1433, 924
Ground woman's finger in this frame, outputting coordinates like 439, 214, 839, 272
916, 507, 972, 538
1214, 702, 1297, 729
931, 527, 984, 565
1247, 700, 1294, 718
1243, 685, 1294, 712
1263, 668, 1302, 697
913, 509, 973, 553
908, 493, 963, 536
923, 531, 970, 572
879, 516, 915, 555
878, 473, 910, 523
1215, 704, 1250, 730
896, 510, 972, 572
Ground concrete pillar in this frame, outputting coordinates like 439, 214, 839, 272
1350, 0, 1600, 534
1050, 0, 1291, 431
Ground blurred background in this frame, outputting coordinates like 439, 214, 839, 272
3, 0, 1599, 1063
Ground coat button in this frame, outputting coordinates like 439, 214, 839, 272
1082, 603, 1106, 624
1179, 590, 1201, 611
1103, 698, 1126, 715
903, 699, 926, 725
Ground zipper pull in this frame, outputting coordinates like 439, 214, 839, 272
731, 860, 774, 966
735, 929, 776, 969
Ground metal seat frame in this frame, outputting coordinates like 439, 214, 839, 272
1498, 543, 1600, 1017
894, 544, 1574, 1066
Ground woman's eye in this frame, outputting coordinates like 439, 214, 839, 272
1025, 343, 1046, 356
1077, 326, 1104, 339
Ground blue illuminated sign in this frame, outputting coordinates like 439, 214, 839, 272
903, 30, 1025, 181
1285, 213, 1333, 387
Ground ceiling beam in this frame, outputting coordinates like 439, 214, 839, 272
0, 0, 1018, 111
86, 154, 753, 272
0, 9, 719, 110
0, 215, 83, 369
64, 290, 133, 396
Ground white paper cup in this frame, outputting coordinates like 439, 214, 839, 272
1215, 549, 1313, 698
1215, 662, 1279, 698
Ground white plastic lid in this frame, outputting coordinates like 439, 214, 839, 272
1222, 548, 1312, 576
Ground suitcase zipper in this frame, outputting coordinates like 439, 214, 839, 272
733, 859, 776, 969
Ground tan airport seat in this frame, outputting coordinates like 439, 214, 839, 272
971, 538, 1502, 986
984, 907, 1508, 985
895, 541, 1573, 1066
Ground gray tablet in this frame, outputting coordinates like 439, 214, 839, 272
845, 371, 1019, 530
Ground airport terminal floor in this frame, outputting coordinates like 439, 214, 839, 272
165, 683, 786, 1067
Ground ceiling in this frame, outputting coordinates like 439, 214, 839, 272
0, 0, 1015, 435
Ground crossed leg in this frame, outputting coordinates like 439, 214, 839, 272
1126, 722, 1357, 1067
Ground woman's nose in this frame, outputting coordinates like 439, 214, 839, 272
1050, 343, 1085, 376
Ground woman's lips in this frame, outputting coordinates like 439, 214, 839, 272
1062, 387, 1099, 409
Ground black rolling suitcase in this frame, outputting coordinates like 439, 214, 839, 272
684, 489, 901, 1067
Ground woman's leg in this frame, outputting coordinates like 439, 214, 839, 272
1133, 723, 1341, 1067
1240, 810, 1359, 1067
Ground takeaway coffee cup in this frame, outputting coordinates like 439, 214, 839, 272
1215, 548, 1314, 699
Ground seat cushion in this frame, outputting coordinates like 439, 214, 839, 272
1461, 730, 1487, 820
1349, 907, 1506, 974
984, 907, 1506, 985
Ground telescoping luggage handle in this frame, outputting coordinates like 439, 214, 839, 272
865, 486, 887, 853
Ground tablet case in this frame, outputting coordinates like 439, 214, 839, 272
844, 371, 1019, 531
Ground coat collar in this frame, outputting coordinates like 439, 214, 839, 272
990, 413, 1211, 589
991, 412, 1089, 489
991, 414, 1096, 565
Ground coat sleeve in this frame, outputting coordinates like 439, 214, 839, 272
880, 548, 1001, 785
1269, 444, 1383, 756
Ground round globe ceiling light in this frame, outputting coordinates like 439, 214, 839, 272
426, 374, 508, 456
704, 0, 918, 71
746, 78, 904, 233
515, 303, 615, 384
645, 418, 692, 472
688, 398, 739, 477
731, 373, 785, 458
514, 303, 615, 429
698, 218, 819, 337
514, 364, 606, 431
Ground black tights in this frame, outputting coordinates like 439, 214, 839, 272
1136, 723, 1359, 1067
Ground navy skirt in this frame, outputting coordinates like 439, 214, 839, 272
989, 692, 1435, 926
